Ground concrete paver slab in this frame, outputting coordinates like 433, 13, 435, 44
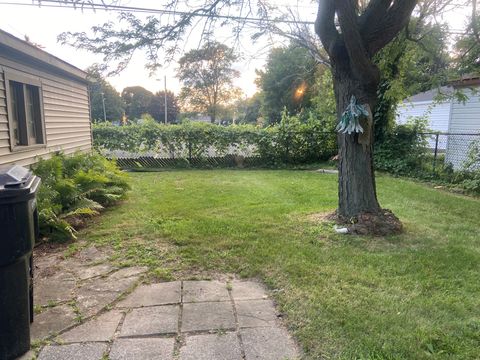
76, 276, 139, 317
73, 263, 116, 281
241, 327, 300, 360
30, 304, 77, 340
37, 343, 107, 360
34, 272, 76, 306
75, 289, 119, 318
31, 259, 301, 360
231, 280, 268, 301
34, 254, 62, 280
182, 302, 235, 332
74, 247, 110, 263
180, 332, 242, 360
58, 310, 123, 343
78, 274, 139, 294
236, 299, 278, 328
110, 338, 175, 360
110, 266, 148, 279
120, 305, 179, 336
183, 280, 230, 303
117, 282, 181, 308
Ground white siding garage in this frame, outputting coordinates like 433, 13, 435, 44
396, 81, 480, 170
397, 99, 451, 150
446, 88, 480, 169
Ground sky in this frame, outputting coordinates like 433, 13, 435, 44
0, 1, 471, 97
0, 0, 318, 96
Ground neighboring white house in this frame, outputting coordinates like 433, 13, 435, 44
396, 76, 480, 169
396, 86, 452, 135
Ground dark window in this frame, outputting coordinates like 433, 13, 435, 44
7, 79, 44, 147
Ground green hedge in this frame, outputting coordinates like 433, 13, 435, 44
92, 115, 337, 166
32, 152, 130, 241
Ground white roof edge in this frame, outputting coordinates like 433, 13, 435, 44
0, 29, 87, 82
399, 100, 450, 106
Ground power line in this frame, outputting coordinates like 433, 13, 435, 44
0, 0, 471, 36
0, 0, 317, 25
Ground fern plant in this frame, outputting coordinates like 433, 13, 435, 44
32, 152, 130, 242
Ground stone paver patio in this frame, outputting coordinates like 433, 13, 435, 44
24, 246, 300, 360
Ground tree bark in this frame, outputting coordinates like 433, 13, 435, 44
315, 0, 416, 221
332, 58, 381, 218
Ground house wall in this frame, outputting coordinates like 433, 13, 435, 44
449, 89, 480, 133
0, 57, 92, 167
396, 100, 451, 150
446, 89, 480, 169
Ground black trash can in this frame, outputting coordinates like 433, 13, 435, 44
0, 165, 41, 360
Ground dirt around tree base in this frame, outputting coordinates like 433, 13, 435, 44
335, 209, 403, 236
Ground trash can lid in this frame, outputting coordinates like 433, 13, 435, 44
0, 165, 34, 197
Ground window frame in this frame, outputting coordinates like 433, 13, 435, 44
4, 69, 46, 152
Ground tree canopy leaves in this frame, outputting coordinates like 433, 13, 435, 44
256, 43, 319, 124
121, 86, 154, 120
148, 91, 180, 123
86, 65, 125, 121
177, 41, 241, 123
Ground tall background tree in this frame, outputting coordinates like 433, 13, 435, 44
121, 86, 154, 120
234, 94, 262, 124
148, 91, 179, 123
373, 19, 452, 142
177, 41, 241, 123
256, 43, 319, 124
454, 12, 480, 74
86, 65, 125, 121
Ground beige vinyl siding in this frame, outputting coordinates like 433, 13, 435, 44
0, 70, 10, 156
0, 63, 92, 166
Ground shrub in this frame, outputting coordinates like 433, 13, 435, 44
374, 118, 429, 175
92, 114, 337, 166
446, 141, 480, 195
374, 121, 480, 196
32, 152, 129, 242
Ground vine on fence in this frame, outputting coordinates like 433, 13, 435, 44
93, 114, 337, 165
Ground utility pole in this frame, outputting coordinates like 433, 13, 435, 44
101, 92, 107, 122
164, 75, 168, 124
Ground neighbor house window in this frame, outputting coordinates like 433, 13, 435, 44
6, 72, 45, 149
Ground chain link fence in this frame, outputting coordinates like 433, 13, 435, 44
102, 129, 338, 170
421, 132, 480, 171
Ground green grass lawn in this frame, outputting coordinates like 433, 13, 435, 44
79, 170, 480, 359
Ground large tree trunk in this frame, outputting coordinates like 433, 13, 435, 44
313, 0, 416, 234
333, 66, 381, 218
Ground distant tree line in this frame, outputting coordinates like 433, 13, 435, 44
88, 17, 479, 129
87, 67, 179, 123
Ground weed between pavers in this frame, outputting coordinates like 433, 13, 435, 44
67, 300, 83, 323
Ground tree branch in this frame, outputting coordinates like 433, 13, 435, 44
472, 0, 480, 43
336, 0, 378, 81
359, 0, 392, 37
363, 0, 418, 56
314, 0, 338, 56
